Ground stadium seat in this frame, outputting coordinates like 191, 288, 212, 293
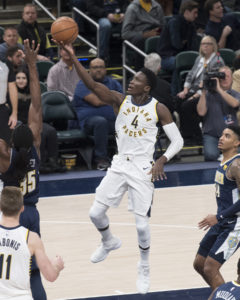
41, 91, 93, 169
36, 60, 54, 82
218, 48, 236, 68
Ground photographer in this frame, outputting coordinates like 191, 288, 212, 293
197, 66, 240, 161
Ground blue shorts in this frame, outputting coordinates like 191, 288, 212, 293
197, 220, 240, 264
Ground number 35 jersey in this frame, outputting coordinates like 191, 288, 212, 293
1, 147, 40, 205
0, 225, 32, 300
115, 96, 159, 159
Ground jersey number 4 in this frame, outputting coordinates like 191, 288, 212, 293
0, 254, 12, 280
131, 115, 139, 129
20, 170, 36, 196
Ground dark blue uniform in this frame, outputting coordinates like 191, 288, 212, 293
211, 281, 240, 300
1, 146, 46, 300
198, 155, 240, 264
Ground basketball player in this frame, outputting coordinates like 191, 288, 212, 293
208, 258, 240, 300
0, 186, 64, 300
55, 41, 183, 294
0, 40, 46, 299
194, 125, 240, 291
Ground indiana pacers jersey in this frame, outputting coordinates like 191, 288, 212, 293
0, 225, 32, 300
211, 281, 240, 300
115, 95, 159, 159
215, 154, 240, 226
1, 146, 40, 205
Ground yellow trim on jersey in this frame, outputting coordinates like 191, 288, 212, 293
26, 229, 30, 242
155, 101, 159, 122
232, 280, 240, 287
118, 96, 127, 114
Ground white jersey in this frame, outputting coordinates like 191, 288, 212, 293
0, 225, 32, 300
115, 95, 159, 159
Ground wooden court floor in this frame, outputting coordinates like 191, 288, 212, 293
39, 185, 239, 300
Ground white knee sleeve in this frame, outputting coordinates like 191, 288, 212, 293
89, 201, 109, 229
135, 214, 150, 249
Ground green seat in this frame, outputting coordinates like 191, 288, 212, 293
144, 36, 160, 54
36, 60, 54, 82
175, 50, 199, 91
40, 81, 47, 94
41, 91, 93, 169
218, 48, 236, 68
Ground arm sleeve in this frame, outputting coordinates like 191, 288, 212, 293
162, 122, 184, 161
217, 200, 240, 219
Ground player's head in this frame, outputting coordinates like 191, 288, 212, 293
0, 186, 23, 217
218, 125, 240, 152
127, 68, 156, 96
9, 122, 33, 181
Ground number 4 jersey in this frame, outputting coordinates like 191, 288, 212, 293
115, 96, 159, 160
1, 147, 40, 205
0, 225, 32, 300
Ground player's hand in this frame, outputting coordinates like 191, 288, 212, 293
8, 112, 17, 129
53, 255, 64, 273
23, 39, 40, 64
148, 156, 167, 181
198, 214, 217, 230
52, 39, 74, 56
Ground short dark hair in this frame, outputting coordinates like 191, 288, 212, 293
227, 125, 240, 140
179, 0, 198, 14
6, 46, 21, 58
0, 186, 23, 217
139, 67, 157, 91
204, 0, 220, 16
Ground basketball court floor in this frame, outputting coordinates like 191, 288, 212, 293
38, 161, 239, 300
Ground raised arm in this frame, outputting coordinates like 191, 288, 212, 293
55, 42, 124, 108
24, 40, 42, 154
28, 231, 64, 282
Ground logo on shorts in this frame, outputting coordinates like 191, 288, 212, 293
228, 237, 238, 248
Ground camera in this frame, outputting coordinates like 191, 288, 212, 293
203, 71, 226, 91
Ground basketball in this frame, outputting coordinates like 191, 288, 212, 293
51, 17, 78, 44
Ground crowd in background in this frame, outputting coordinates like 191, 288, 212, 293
1, 0, 240, 172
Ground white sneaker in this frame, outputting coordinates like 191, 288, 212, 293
91, 236, 121, 263
136, 262, 150, 294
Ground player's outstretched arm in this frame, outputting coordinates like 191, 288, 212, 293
28, 231, 64, 282
24, 39, 42, 154
53, 41, 124, 107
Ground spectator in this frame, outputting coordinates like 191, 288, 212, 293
177, 35, 225, 145
157, 0, 200, 96
232, 54, 240, 93
0, 26, 24, 62
157, 0, 173, 16
6, 46, 24, 73
71, 57, 122, 170
121, 0, 164, 69
86, 0, 127, 62
204, 0, 240, 51
0, 58, 18, 144
17, 3, 53, 60
208, 257, 240, 300
47, 45, 79, 101
144, 52, 175, 113
197, 66, 240, 161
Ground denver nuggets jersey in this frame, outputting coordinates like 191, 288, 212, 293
215, 154, 240, 222
1, 147, 40, 205
0, 225, 32, 300
115, 95, 159, 159
211, 281, 240, 300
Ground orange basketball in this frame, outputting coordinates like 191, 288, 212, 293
51, 17, 78, 44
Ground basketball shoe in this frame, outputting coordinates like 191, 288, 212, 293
91, 236, 121, 263
136, 262, 150, 294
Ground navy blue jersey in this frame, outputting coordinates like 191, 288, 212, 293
215, 154, 240, 222
1, 146, 39, 205
211, 281, 240, 300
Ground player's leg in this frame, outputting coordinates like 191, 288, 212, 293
193, 253, 212, 286
203, 256, 224, 290
89, 169, 127, 263
135, 213, 150, 294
